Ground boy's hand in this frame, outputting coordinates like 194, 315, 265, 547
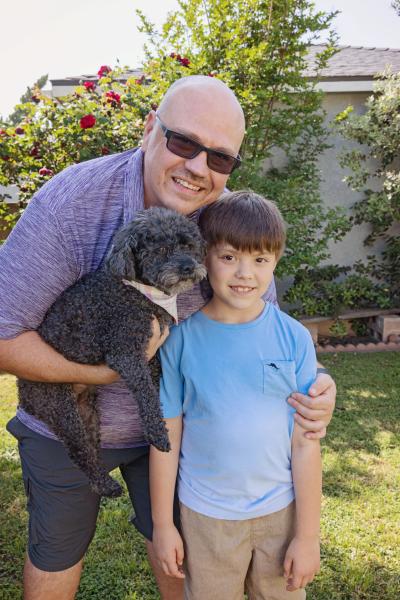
288, 372, 336, 439
283, 536, 320, 591
152, 524, 185, 579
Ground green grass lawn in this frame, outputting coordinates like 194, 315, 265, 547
1, 352, 399, 599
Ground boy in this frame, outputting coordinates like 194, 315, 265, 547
150, 191, 321, 599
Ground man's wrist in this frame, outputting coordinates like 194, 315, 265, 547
316, 367, 330, 376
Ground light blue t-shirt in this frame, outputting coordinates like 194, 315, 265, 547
159, 302, 317, 520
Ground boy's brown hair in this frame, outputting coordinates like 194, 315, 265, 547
199, 191, 286, 259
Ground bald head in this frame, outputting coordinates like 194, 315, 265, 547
158, 76, 245, 143
141, 75, 246, 214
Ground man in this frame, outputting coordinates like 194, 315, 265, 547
0, 76, 336, 600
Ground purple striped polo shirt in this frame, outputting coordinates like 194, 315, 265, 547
0, 148, 278, 448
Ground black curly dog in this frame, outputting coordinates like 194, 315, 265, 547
18, 207, 206, 497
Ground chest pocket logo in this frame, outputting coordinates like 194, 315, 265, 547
263, 360, 296, 399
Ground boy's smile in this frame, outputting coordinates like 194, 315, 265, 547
203, 244, 277, 323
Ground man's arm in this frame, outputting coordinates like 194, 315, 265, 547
0, 319, 168, 384
283, 423, 321, 591
150, 416, 185, 579
288, 369, 336, 439
0, 332, 117, 384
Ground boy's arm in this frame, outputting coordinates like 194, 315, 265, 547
150, 415, 185, 579
283, 423, 322, 591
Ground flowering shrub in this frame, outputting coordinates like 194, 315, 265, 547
0, 66, 163, 226
0, 0, 368, 317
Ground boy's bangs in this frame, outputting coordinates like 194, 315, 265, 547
217, 217, 282, 255
199, 191, 286, 258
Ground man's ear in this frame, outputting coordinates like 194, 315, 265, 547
141, 110, 157, 151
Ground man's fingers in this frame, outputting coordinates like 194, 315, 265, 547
146, 318, 170, 360
293, 412, 326, 432
287, 397, 327, 421
289, 392, 328, 411
305, 427, 327, 440
309, 372, 335, 396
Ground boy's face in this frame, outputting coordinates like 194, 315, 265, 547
205, 244, 277, 321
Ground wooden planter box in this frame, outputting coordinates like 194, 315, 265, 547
300, 308, 400, 344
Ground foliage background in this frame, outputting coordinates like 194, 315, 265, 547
0, 0, 399, 319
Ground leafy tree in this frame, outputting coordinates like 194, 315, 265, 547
337, 69, 400, 306
0, 0, 354, 316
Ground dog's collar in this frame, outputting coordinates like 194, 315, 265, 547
122, 279, 178, 324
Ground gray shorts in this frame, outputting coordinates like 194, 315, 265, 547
7, 416, 180, 572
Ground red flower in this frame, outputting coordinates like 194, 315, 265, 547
31, 94, 40, 103
151, 103, 158, 111
1, 155, 10, 161
105, 91, 121, 103
101, 146, 110, 155
135, 75, 145, 85
98, 65, 111, 78
0, 129, 7, 136
208, 72, 216, 77
170, 53, 190, 68
84, 81, 96, 91
80, 114, 96, 129
15, 127, 25, 135
29, 146, 39, 157
39, 167, 54, 177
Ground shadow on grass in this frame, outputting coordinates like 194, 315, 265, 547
310, 543, 400, 600
318, 352, 400, 457
322, 453, 385, 499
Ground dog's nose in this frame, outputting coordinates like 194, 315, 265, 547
179, 259, 196, 275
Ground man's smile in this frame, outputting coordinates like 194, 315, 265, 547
173, 177, 202, 192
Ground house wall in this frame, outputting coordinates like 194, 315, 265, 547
270, 91, 400, 302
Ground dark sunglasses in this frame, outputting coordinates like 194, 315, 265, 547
155, 114, 241, 175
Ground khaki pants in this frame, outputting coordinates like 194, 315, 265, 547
180, 501, 306, 600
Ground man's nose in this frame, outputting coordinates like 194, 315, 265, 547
185, 150, 209, 178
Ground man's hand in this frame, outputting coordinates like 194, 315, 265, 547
152, 524, 185, 579
146, 317, 170, 361
288, 372, 336, 439
283, 536, 320, 591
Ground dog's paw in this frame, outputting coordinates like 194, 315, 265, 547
91, 476, 123, 498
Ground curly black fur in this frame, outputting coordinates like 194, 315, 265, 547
18, 207, 206, 497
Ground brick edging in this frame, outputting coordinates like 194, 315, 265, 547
316, 341, 400, 353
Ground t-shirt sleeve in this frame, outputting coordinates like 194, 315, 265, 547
294, 326, 317, 395
159, 325, 185, 418
0, 186, 80, 339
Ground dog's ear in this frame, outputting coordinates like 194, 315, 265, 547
106, 228, 137, 280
